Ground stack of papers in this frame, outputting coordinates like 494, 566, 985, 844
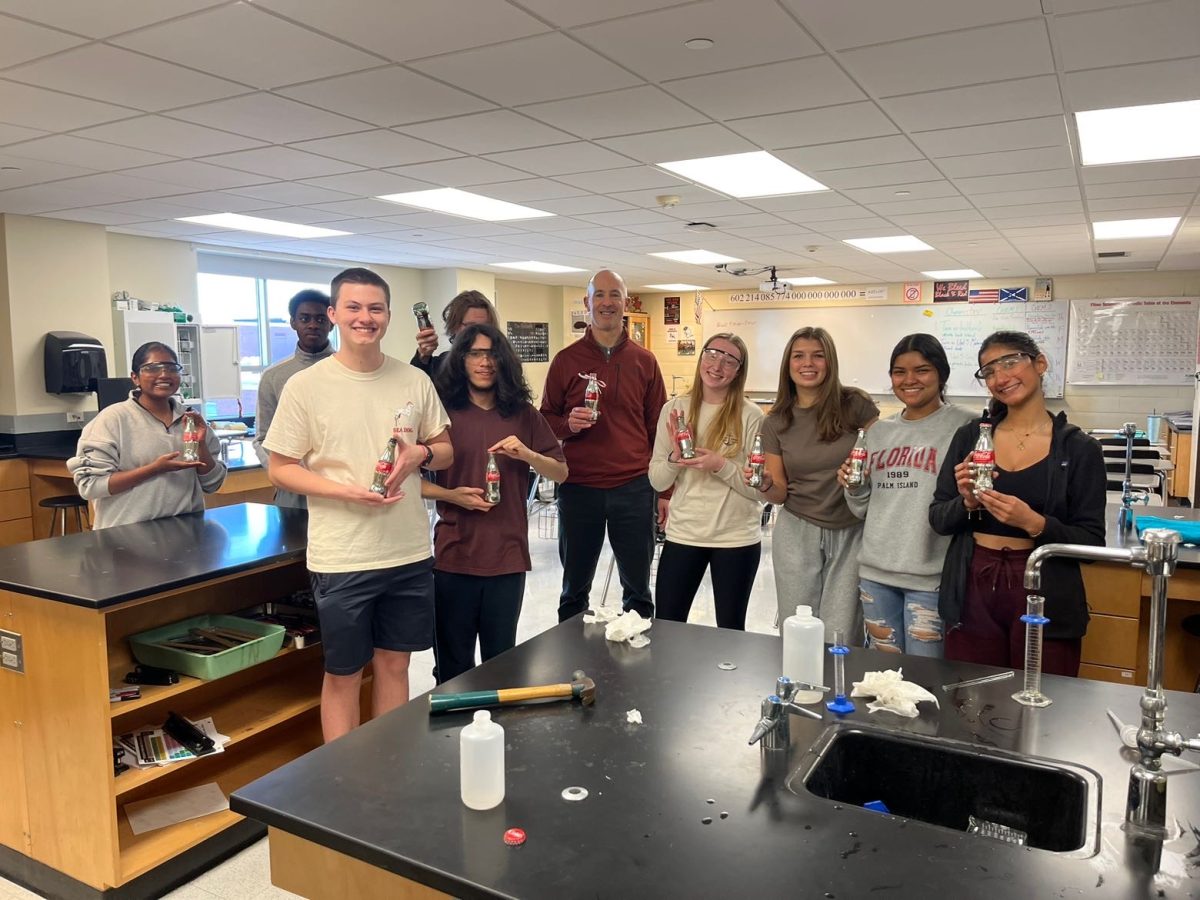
116, 716, 229, 769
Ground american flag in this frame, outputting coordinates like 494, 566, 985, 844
1000, 287, 1028, 302
968, 288, 999, 303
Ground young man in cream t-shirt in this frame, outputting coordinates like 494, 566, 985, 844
265, 267, 452, 742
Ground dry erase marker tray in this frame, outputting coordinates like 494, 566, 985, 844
128, 614, 286, 681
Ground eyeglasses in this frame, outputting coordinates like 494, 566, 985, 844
139, 362, 184, 375
701, 347, 742, 370
465, 349, 496, 361
974, 353, 1031, 382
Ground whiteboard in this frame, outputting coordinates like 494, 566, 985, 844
1066, 297, 1199, 386
707, 301, 1069, 398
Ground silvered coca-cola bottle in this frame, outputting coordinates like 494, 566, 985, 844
747, 433, 765, 488
583, 376, 601, 421
675, 411, 695, 460
971, 422, 995, 496
485, 452, 501, 504
181, 411, 200, 462
845, 428, 867, 488
412, 302, 433, 331
370, 436, 398, 495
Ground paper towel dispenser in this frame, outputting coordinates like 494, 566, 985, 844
44, 331, 108, 394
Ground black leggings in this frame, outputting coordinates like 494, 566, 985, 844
654, 541, 761, 630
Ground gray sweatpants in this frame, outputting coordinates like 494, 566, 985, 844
772, 510, 864, 645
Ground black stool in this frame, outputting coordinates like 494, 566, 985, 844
39, 495, 89, 538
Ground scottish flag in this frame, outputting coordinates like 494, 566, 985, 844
1000, 287, 1028, 302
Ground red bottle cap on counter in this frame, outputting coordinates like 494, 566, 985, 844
503, 827, 527, 846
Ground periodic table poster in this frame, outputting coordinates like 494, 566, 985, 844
1066, 298, 1199, 385
506, 321, 550, 362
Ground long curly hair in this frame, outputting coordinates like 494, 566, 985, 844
435, 323, 532, 418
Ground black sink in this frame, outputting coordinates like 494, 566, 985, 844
790, 725, 1100, 854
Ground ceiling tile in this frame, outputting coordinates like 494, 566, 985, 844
842, 180, 963, 204
299, 170, 435, 196
41, 206, 153, 226
484, 142, 636, 177
554, 166, 689, 194
984, 201, 1085, 219
729, 102, 899, 149
292, 130, 458, 168
750, 193, 862, 212
663, 56, 866, 121
0, 134, 174, 169
519, 86, 708, 139
1062, 56, 1200, 112
783, 0, 1043, 50
0, 0, 225, 38
1085, 179, 1200, 199
517, 0, 712, 28
880, 75, 1063, 132
838, 20, 1053, 98
1082, 159, 1200, 184
152, 190, 284, 213
599, 125, 755, 164
40, 171, 199, 202
572, 0, 822, 82
310, 198, 446, 219
280, 66, 494, 127
170, 93, 367, 143
607, 184, 725, 208
203, 146, 363, 179
412, 33, 639, 106
911, 117, 1070, 158
0, 122, 45, 145
0, 14, 87, 67
113, 3, 382, 89
0, 79, 139, 131
124, 159, 270, 191
472, 179, 587, 202
972, 186, 1082, 207
1053, 0, 1200, 71
255, 0, 549, 62
0, 152, 98, 188
5, 44, 247, 111
776, 136, 925, 173
384, 157, 533, 188
75, 115, 266, 157
955, 169, 1079, 194
816, 160, 944, 190
398, 110, 574, 155
937, 146, 1075, 179
228, 182, 357, 205
864, 196, 974, 216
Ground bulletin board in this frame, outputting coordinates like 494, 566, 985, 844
1066, 298, 1199, 386
707, 301, 1069, 398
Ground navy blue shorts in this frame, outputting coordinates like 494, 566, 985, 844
309, 558, 435, 675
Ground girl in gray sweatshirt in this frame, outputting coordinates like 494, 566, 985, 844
840, 334, 973, 658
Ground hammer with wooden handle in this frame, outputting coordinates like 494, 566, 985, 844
429, 670, 596, 714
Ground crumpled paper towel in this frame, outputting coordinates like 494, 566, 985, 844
582, 607, 652, 648
626, 709, 643, 725
851, 668, 939, 718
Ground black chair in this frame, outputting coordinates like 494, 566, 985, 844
39, 495, 89, 538
1098, 436, 1151, 448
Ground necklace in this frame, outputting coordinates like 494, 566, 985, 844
1005, 419, 1049, 451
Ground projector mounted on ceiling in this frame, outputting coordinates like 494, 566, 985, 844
716, 263, 789, 293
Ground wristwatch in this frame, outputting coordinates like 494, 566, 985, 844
419, 443, 434, 468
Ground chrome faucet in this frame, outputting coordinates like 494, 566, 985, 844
1024, 529, 1198, 836
1116, 421, 1149, 533
748, 676, 827, 750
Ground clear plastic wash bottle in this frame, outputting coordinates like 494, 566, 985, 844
782, 605, 825, 704
460, 709, 505, 810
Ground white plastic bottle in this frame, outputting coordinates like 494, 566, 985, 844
782, 605, 825, 704
460, 710, 505, 810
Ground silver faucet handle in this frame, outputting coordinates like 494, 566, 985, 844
776, 675, 830, 698
1106, 708, 1139, 748
748, 695, 784, 746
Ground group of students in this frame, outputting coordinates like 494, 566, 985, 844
68, 263, 1107, 744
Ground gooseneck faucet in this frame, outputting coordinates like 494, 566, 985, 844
748, 677, 827, 750
1024, 529, 1199, 836
1116, 421, 1149, 533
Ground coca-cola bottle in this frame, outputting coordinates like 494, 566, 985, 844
583, 376, 601, 421
412, 301, 433, 331
370, 436, 398, 495
485, 452, 501, 504
845, 428, 867, 488
747, 433, 765, 488
675, 410, 695, 460
181, 411, 200, 462
970, 422, 995, 496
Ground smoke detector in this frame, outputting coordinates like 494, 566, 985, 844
685, 221, 717, 233
656, 194, 681, 208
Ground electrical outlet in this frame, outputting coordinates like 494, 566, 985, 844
66, 412, 84, 423
0, 629, 23, 674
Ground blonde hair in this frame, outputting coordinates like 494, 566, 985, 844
686, 332, 750, 458
769, 326, 869, 442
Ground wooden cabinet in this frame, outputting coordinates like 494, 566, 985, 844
623, 313, 650, 349
0, 459, 32, 546
0, 559, 343, 894
1167, 425, 1192, 500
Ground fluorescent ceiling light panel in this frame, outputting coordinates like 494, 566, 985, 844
644, 283, 709, 291
657, 151, 828, 198
177, 213, 350, 239
1092, 217, 1180, 240
922, 269, 983, 279
490, 261, 584, 273
782, 277, 836, 286
844, 236, 933, 254
377, 188, 554, 221
1076, 100, 1200, 165
648, 250, 743, 265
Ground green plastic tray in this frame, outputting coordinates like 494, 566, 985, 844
128, 614, 286, 681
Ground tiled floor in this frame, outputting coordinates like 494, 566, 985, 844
0, 507, 780, 900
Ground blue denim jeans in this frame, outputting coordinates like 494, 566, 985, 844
859, 578, 944, 658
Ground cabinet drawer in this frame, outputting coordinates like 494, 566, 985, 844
0, 459, 28, 491
1082, 563, 1141, 617
0, 518, 32, 547
1081, 613, 1139, 668
0, 488, 31, 523
1078, 663, 1138, 686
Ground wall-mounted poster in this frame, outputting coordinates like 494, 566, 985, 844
665, 325, 679, 343
694, 293, 703, 325
677, 340, 695, 357
1034, 277, 1053, 301
506, 321, 549, 362
664, 296, 680, 324
625, 294, 643, 312
934, 281, 969, 302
